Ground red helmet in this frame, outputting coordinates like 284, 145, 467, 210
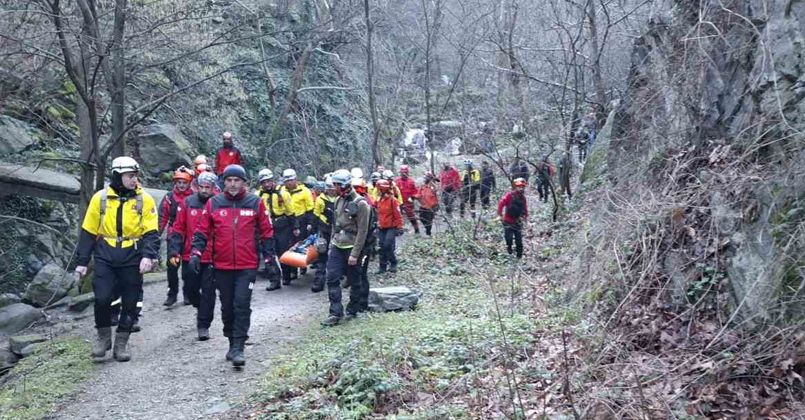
399, 165, 410, 174
376, 179, 391, 192
512, 177, 527, 188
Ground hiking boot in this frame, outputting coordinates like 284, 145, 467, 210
230, 338, 246, 367
113, 332, 131, 362
183, 294, 191, 305
198, 328, 210, 341
344, 312, 358, 321
225, 337, 235, 361
320, 315, 341, 327
91, 327, 112, 359
388, 264, 398, 273
131, 319, 141, 333
376, 265, 387, 274
282, 277, 292, 285
266, 281, 282, 291
311, 283, 324, 293
300, 268, 307, 275
163, 295, 177, 306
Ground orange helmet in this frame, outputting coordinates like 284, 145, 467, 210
376, 179, 391, 192
195, 163, 212, 174
193, 155, 207, 166
512, 177, 527, 188
173, 167, 193, 182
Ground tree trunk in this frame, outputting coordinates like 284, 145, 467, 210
364, 0, 381, 166
269, 44, 313, 147
587, 0, 606, 117
421, 0, 434, 174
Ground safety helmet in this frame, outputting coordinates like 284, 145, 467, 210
304, 175, 318, 187
173, 168, 193, 182
512, 177, 527, 188
197, 172, 218, 187
314, 181, 326, 192
222, 131, 233, 140
222, 164, 247, 181
464, 159, 473, 167
370, 171, 381, 182
258, 169, 274, 182
330, 169, 352, 187
399, 165, 410, 174
352, 178, 368, 194
382, 169, 394, 179
376, 179, 391, 192
193, 155, 207, 166
376, 165, 386, 172
111, 156, 140, 174
324, 176, 336, 190
195, 163, 212, 174
350, 167, 364, 180
282, 168, 297, 182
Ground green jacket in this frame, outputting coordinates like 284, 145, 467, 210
332, 190, 371, 259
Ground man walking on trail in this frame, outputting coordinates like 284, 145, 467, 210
439, 163, 461, 216
480, 161, 496, 210
75, 157, 159, 362
535, 156, 554, 203
213, 132, 244, 176
416, 171, 440, 236
311, 177, 337, 293
255, 169, 290, 291
159, 167, 194, 306
395, 165, 420, 234
321, 169, 371, 326
509, 157, 529, 182
460, 160, 481, 217
497, 178, 529, 259
169, 172, 219, 341
190, 164, 275, 367
279, 168, 315, 284
375, 179, 402, 273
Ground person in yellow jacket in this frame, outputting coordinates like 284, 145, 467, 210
311, 178, 337, 292
74, 157, 159, 362
255, 169, 292, 290
367, 171, 382, 202
460, 159, 482, 217
279, 168, 314, 284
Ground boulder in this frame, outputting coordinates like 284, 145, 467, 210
9, 334, 47, 355
68, 293, 95, 312
24, 263, 75, 308
136, 124, 194, 176
0, 115, 39, 155
0, 303, 43, 335
19, 343, 40, 358
0, 345, 19, 373
368, 286, 420, 312
0, 293, 21, 308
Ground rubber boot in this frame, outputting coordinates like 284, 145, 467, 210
230, 338, 246, 367
198, 328, 210, 341
113, 332, 131, 362
91, 327, 112, 358
163, 295, 177, 306
225, 337, 235, 361
320, 315, 341, 327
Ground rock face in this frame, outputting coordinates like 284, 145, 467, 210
0, 303, 43, 335
68, 293, 95, 312
136, 124, 195, 176
0, 294, 21, 309
9, 334, 47, 355
24, 263, 75, 308
0, 115, 39, 155
368, 286, 420, 312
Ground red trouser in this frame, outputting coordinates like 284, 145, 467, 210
401, 202, 419, 231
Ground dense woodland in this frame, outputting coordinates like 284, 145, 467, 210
0, 0, 803, 418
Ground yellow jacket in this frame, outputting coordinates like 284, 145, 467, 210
314, 193, 337, 225
463, 169, 481, 185
281, 184, 314, 217
255, 188, 291, 217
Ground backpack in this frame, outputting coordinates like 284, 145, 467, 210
506, 193, 526, 218
344, 195, 378, 248
161, 193, 181, 227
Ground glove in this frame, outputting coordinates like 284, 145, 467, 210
188, 255, 201, 275
168, 256, 181, 267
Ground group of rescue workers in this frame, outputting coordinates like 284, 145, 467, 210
74, 132, 534, 368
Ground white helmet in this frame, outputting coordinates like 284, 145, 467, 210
331, 169, 352, 187
324, 176, 336, 190
381, 169, 394, 179
258, 169, 274, 182
111, 156, 140, 174
350, 167, 364, 180
282, 168, 297, 182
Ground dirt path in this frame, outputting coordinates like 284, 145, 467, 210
51, 272, 325, 419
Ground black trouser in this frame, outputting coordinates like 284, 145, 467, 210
504, 222, 523, 258
480, 186, 492, 209
197, 263, 216, 329
313, 232, 331, 290
537, 177, 550, 202
273, 220, 294, 282
326, 247, 364, 317
578, 142, 587, 161
460, 185, 479, 216
110, 287, 142, 324
418, 208, 435, 235
359, 251, 371, 312
215, 269, 255, 339
167, 260, 183, 298
378, 229, 398, 268
94, 261, 143, 333
441, 189, 456, 215
182, 262, 199, 306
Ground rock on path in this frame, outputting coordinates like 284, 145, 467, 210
51, 272, 324, 419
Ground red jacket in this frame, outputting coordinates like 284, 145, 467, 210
158, 187, 193, 233
417, 182, 439, 210
213, 146, 244, 175
191, 189, 274, 270
376, 194, 403, 229
169, 193, 216, 263
497, 190, 528, 224
440, 167, 461, 192
395, 176, 418, 202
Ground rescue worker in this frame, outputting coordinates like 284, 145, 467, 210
352, 177, 376, 293
213, 132, 244, 176
480, 161, 497, 210
255, 169, 290, 291
535, 156, 553, 203
190, 164, 275, 367
280, 168, 315, 284
460, 160, 481, 217
321, 169, 371, 326
159, 167, 194, 306
75, 156, 159, 362
416, 172, 440, 236
193, 155, 208, 173
311, 177, 337, 293
169, 172, 218, 340
381, 169, 403, 204
497, 178, 529, 259
304, 176, 319, 201
375, 179, 402, 273
509, 157, 530, 181
439, 163, 461, 216
395, 165, 420, 234
191, 163, 218, 193
367, 171, 382, 202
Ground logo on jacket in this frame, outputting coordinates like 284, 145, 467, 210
191, 209, 198, 216
240, 209, 254, 216
220, 210, 227, 217
229, 152, 234, 156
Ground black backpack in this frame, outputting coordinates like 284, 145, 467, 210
507, 193, 526, 218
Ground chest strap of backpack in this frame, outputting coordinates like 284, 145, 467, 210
98, 188, 144, 244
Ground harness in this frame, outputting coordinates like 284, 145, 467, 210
98, 188, 144, 246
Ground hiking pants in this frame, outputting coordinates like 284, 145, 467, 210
503, 222, 523, 258
110, 282, 142, 325
182, 262, 199, 307
215, 269, 255, 340
326, 247, 364, 317
460, 185, 479, 216
313, 232, 331, 290
401, 202, 419, 232
537, 178, 550, 203
441, 189, 456, 215
166, 259, 183, 299
94, 261, 143, 333
197, 263, 216, 329
378, 228, 398, 269
419, 208, 435, 236
273, 219, 294, 282
480, 185, 492, 209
